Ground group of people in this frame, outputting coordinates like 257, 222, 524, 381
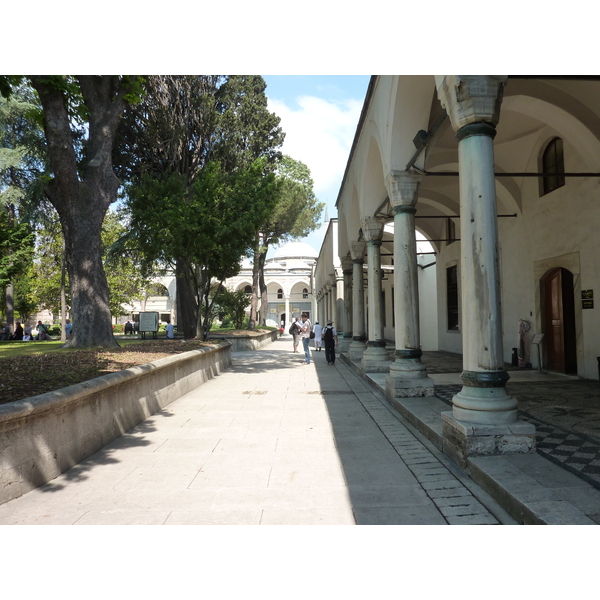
0, 319, 72, 341
289, 315, 338, 366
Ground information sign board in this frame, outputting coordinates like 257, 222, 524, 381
139, 312, 159, 333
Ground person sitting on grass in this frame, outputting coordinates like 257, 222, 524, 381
36, 321, 50, 341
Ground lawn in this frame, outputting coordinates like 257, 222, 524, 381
0, 328, 276, 405
0, 338, 215, 405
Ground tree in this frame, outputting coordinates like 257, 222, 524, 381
127, 159, 280, 340
101, 210, 148, 318
217, 287, 250, 330
247, 155, 324, 327
0, 210, 34, 306
116, 75, 285, 339
0, 83, 48, 328
28, 75, 143, 348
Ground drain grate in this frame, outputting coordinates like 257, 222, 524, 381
306, 390, 353, 395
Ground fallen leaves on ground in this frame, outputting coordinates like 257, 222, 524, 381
0, 339, 218, 406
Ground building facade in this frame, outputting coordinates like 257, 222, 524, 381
331, 75, 600, 458
226, 241, 317, 328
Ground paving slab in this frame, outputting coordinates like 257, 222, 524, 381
1, 337, 508, 525
345, 349, 600, 524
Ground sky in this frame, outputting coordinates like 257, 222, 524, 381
262, 75, 435, 258
262, 75, 370, 257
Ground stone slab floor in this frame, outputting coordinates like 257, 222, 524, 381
0, 337, 512, 525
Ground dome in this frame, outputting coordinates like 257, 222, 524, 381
273, 241, 318, 260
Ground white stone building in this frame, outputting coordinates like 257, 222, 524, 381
123, 242, 317, 329
226, 241, 317, 328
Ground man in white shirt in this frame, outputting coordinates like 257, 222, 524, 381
300, 314, 312, 365
313, 321, 323, 351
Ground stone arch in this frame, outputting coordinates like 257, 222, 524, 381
388, 75, 438, 171
361, 134, 388, 218
502, 93, 600, 172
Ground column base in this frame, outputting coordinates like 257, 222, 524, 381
361, 345, 392, 373
337, 335, 352, 354
451, 384, 518, 424
385, 359, 434, 398
348, 340, 367, 362
441, 411, 536, 467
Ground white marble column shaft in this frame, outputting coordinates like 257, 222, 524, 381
385, 172, 434, 397
348, 240, 367, 361
362, 219, 391, 372
435, 75, 535, 457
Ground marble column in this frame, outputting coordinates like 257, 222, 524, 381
385, 172, 434, 396
335, 268, 344, 330
361, 218, 392, 372
285, 296, 290, 326
329, 273, 338, 325
339, 256, 353, 353
348, 240, 367, 361
436, 75, 535, 459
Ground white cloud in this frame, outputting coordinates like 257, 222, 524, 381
268, 96, 363, 201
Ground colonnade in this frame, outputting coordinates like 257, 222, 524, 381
331, 75, 535, 459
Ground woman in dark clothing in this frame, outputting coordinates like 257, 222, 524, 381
12, 321, 24, 340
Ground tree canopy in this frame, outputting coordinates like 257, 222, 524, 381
117, 75, 285, 339
248, 155, 324, 327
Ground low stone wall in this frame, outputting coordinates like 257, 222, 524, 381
0, 342, 232, 506
208, 329, 279, 352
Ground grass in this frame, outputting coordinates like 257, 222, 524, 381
0, 328, 276, 405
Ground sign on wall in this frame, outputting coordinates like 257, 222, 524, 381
582, 290, 594, 309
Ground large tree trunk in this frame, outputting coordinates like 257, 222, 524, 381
30, 76, 128, 348
258, 246, 269, 326
247, 239, 260, 330
175, 257, 198, 339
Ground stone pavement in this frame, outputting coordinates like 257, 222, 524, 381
358, 350, 600, 524
0, 337, 513, 525
423, 351, 600, 491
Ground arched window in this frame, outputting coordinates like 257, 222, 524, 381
277, 288, 283, 299
302, 288, 308, 299
541, 137, 565, 195
244, 285, 252, 295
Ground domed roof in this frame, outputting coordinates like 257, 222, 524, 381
273, 241, 318, 260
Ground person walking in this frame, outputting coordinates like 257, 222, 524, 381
291, 317, 301, 353
323, 321, 338, 365
313, 321, 323, 352
300, 314, 312, 365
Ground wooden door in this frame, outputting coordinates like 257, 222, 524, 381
544, 268, 577, 374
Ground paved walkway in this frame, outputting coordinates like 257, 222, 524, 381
0, 338, 513, 525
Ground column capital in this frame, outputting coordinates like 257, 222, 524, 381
341, 255, 353, 273
435, 75, 507, 132
386, 171, 422, 210
329, 273, 338, 286
361, 218, 384, 242
350, 240, 366, 262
